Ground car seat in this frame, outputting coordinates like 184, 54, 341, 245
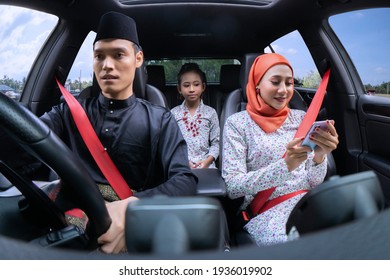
125, 196, 226, 254
146, 64, 182, 110
146, 65, 166, 93
286, 171, 385, 237
134, 63, 168, 107
216, 64, 241, 120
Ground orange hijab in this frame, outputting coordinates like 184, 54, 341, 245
246, 53, 294, 133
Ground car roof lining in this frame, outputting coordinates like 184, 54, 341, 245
6, 0, 390, 59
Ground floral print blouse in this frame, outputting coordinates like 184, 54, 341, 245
171, 100, 220, 168
222, 109, 327, 246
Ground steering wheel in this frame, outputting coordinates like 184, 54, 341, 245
0, 92, 111, 247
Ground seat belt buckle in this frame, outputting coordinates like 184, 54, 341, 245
241, 210, 251, 222
236, 209, 254, 230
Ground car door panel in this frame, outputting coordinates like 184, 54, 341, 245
357, 94, 390, 202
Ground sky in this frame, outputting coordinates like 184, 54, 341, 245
0, 6, 58, 81
0, 5, 389, 86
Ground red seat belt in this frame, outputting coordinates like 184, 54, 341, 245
55, 78, 133, 200
249, 68, 331, 216
249, 187, 276, 215
294, 68, 331, 139
251, 190, 308, 216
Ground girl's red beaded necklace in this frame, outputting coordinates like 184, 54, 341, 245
183, 111, 202, 137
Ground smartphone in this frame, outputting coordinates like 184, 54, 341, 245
301, 120, 328, 150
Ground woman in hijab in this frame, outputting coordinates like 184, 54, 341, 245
222, 53, 339, 246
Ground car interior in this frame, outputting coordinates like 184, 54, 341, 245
0, 0, 389, 259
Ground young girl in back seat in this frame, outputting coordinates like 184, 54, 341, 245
171, 62, 220, 169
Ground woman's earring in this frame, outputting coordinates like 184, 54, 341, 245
256, 88, 260, 95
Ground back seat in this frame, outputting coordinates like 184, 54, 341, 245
146, 64, 241, 118
146, 65, 166, 93
217, 64, 241, 118
146, 64, 179, 109
203, 64, 241, 120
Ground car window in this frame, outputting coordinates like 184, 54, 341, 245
66, 31, 95, 95
145, 59, 240, 85
329, 8, 390, 97
266, 30, 320, 89
0, 5, 57, 101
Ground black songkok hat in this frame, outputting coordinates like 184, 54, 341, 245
93, 11, 140, 46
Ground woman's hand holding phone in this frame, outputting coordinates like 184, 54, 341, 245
285, 120, 338, 171
301, 121, 328, 150
302, 120, 339, 164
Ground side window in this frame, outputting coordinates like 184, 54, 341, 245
66, 32, 95, 95
329, 8, 390, 97
266, 30, 319, 104
0, 5, 57, 101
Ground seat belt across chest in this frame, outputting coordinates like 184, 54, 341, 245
55, 78, 133, 200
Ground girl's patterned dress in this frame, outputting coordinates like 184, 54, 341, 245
171, 100, 220, 168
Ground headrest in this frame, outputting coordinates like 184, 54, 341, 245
239, 53, 263, 102
286, 171, 385, 236
133, 65, 147, 99
220, 64, 241, 92
146, 65, 166, 92
125, 196, 224, 254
